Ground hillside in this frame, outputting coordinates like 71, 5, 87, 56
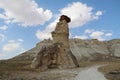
0, 38, 120, 80
11, 38, 120, 61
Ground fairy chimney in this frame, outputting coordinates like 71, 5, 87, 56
51, 15, 79, 68
31, 15, 79, 70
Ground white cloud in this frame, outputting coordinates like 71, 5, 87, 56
0, 25, 8, 30
105, 33, 112, 37
0, 34, 6, 41
60, 2, 103, 28
95, 11, 103, 16
3, 39, 24, 52
0, 0, 52, 27
36, 30, 52, 40
36, 2, 103, 40
0, 13, 7, 19
3, 42, 21, 52
74, 29, 113, 41
74, 35, 88, 39
0, 39, 24, 60
90, 31, 104, 41
85, 29, 94, 33
8, 39, 24, 43
93, 11, 103, 20
17, 38, 24, 42
35, 19, 58, 40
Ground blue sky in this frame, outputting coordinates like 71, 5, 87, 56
0, 0, 120, 60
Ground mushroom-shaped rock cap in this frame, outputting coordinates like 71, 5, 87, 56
59, 15, 71, 23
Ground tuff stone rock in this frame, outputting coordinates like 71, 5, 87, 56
12, 39, 120, 62
31, 43, 60, 69
31, 15, 79, 70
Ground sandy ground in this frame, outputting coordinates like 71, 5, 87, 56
19, 65, 107, 80
0, 63, 108, 80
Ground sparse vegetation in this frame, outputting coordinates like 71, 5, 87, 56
0, 58, 120, 80
98, 61, 120, 80
0, 60, 35, 78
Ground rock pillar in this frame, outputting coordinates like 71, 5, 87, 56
31, 15, 79, 70
51, 15, 79, 68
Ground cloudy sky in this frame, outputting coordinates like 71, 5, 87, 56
0, 0, 120, 60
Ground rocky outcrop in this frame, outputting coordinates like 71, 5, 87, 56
31, 15, 79, 70
70, 39, 110, 61
106, 69, 120, 80
34, 39, 120, 61
108, 39, 120, 57
11, 39, 120, 62
31, 43, 60, 69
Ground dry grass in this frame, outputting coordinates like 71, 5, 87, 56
0, 60, 35, 77
78, 60, 109, 67
0, 60, 116, 73
99, 61, 120, 73
0, 59, 120, 80
98, 61, 120, 80
0, 60, 98, 76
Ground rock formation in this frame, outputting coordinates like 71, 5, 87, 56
31, 43, 60, 69
51, 15, 79, 68
12, 39, 120, 62
31, 15, 79, 70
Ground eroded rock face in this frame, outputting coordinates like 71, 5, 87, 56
12, 39, 120, 62
31, 15, 79, 70
70, 39, 120, 60
70, 39, 110, 61
51, 15, 79, 68
31, 43, 60, 69
109, 40, 120, 57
